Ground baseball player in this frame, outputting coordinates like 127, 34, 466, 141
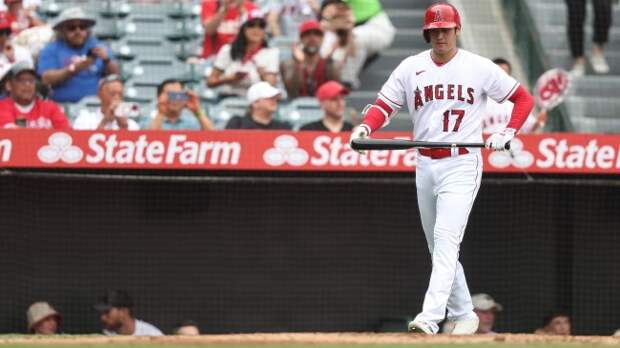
349, 3, 534, 334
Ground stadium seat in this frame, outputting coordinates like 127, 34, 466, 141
37, 1, 62, 19
129, 15, 174, 40
167, 1, 201, 19
94, 18, 136, 41
210, 97, 249, 128
279, 97, 322, 130
98, 0, 131, 18
166, 20, 204, 41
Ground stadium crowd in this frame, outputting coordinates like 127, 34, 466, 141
0, 0, 572, 134
26, 290, 620, 336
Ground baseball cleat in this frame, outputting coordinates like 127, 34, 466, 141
451, 316, 479, 335
408, 320, 434, 334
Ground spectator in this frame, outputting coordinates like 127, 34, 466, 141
472, 293, 503, 334
3, 0, 43, 34
225, 81, 291, 129
207, 10, 279, 98
280, 20, 341, 98
146, 78, 214, 131
0, 61, 70, 129
300, 80, 352, 132
73, 74, 140, 130
266, 0, 319, 37
534, 312, 572, 335
37, 7, 120, 103
319, 0, 395, 89
0, 11, 33, 80
483, 58, 547, 135
27, 302, 61, 335
95, 289, 163, 337
566, 0, 613, 76
343, 0, 395, 59
201, 0, 257, 58
173, 320, 200, 335
0, 0, 40, 12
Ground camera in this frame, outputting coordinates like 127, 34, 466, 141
167, 91, 188, 102
114, 102, 140, 118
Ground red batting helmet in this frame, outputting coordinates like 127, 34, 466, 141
422, 3, 461, 43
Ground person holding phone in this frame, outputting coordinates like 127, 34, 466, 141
37, 7, 119, 103
0, 61, 70, 129
207, 10, 279, 99
146, 78, 215, 131
73, 74, 140, 130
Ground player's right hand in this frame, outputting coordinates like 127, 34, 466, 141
349, 125, 369, 154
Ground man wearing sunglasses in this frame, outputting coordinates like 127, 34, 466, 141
0, 61, 70, 129
37, 7, 119, 103
0, 12, 33, 81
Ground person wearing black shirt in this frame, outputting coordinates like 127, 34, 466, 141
225, 81, 291, 130
300, 80, 353, 133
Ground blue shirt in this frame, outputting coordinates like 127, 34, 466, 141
37, 36, 112, 103
141, 110, 201, 130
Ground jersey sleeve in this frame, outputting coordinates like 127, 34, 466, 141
377, 59, 407, 111
213, 44, 232, 71
256, 48, 279, 74
483, 60, 520, 103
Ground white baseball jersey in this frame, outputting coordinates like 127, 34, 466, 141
378, 49, 519, 143
483, 98, 537, 134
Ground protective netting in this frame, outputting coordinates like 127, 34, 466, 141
1, 171, 619, 335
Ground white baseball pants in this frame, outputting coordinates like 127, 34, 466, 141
413, 151, 482, 333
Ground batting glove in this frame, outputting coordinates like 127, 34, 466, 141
349, 125, 370, 154
486, 128, 515, 151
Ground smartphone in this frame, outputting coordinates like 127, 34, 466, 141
114, 102, 140, 118
168, 91, 188, 102
87, 47, 97, 58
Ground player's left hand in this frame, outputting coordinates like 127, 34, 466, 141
486, 128, 515, 151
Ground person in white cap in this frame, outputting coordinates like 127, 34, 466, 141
37, 7, 119, 103
471, 293, 503, 334
225, 81, 291, 130
27, 301, 62, 335
442, 293, 503, 334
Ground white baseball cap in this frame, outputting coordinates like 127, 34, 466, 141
472, 293, 503, 311
247, 81, 281, 104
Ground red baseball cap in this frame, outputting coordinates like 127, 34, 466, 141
316, 81, 349, 101
299, 20, 323, 38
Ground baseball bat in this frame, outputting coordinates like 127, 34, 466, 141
351, 138, 510, 151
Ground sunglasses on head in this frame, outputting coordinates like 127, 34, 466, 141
246, 20, 266, 29
65, 23, 89, 32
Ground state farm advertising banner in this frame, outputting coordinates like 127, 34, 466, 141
0, 130, 618, 174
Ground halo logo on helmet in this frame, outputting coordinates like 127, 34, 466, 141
422, 3, 461, 43
434, 9, 444, 23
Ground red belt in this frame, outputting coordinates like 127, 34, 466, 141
418, 147, 469, 159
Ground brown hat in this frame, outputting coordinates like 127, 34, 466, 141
27, 302, 61, 332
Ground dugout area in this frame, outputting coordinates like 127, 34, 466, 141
0, 171, 619, 336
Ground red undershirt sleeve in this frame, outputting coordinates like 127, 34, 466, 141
506, 85, 535, 132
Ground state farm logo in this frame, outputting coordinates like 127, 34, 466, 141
263, 135, 309, 166
488, 138, 534, 168
37, 132, 83, 164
